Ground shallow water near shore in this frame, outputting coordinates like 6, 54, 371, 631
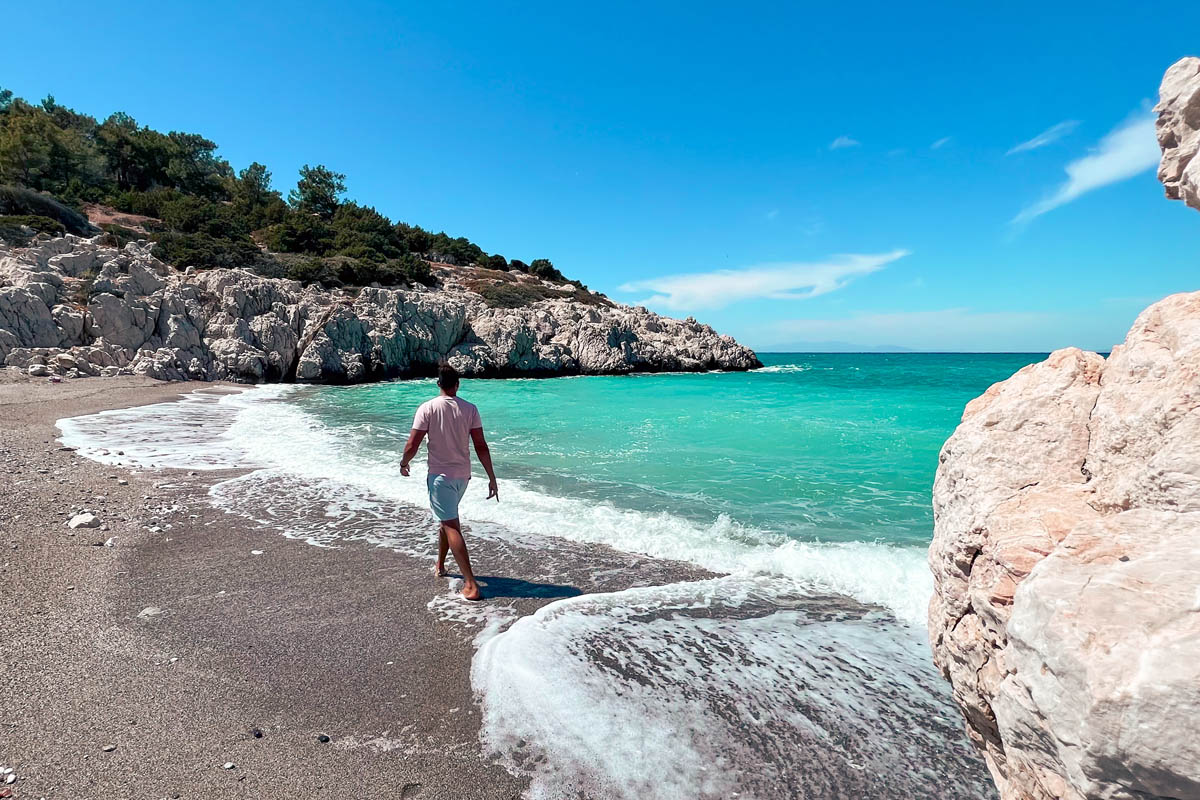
57, 353, 1041, 798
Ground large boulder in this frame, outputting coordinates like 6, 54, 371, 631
929, 294, 1200, 800
928, 57, 1200, 800
1156, 56, 1200, 212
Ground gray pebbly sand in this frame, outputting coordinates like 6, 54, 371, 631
0, 372, 527, 800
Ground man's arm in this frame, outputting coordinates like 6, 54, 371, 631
470, 427, 499, 500
400, 429, 426, 476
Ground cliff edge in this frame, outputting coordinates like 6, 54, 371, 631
928, 58, 1200, 800
0, 238, 760, 383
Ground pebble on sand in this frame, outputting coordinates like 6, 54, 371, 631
222, 762, 236, 770
102, 744, 116, 752
137, 606, 164, 619
68, 512, 100, 529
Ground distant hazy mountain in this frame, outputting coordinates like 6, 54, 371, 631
762, 341, 918, 353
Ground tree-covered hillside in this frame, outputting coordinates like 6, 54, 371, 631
0, 88, 571, 290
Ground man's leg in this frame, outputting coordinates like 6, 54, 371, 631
441, 517, 481, 600
434, 525, 449, 577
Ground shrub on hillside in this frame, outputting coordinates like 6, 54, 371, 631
0, 185, 93, 234
263, 213, 334, 255
282, 252, 434, 289
152, 231, 260, 270
0, 214, 66, 244
330, 202, 407, 262
529, 258, 565, 282
99, 223, 138, 248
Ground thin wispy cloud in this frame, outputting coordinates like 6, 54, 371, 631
619, 250, 909, 311
765, 208, 780, 221
1012, 112, 1159, 224
931, 136, 952, 150
830, 135, 860, 150
1006, 120, 1079, 155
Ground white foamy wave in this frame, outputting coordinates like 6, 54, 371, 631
755, 363, 809, 373
56, 385, 295, 470
474, 575, 990, 800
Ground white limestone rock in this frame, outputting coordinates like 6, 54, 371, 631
929, 293, 1200, 800
929, 60, 1200, 800
0, 234, 759, 383
1156, 56, 1200, 211
68, 512, 100, 529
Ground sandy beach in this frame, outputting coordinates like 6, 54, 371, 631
0, 373, 526, 799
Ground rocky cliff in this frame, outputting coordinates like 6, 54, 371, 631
0, 237, 760, 382
928, 58, 1200, 800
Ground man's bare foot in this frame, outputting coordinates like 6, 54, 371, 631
433, 563, 447, 577
460, 584, 483, 602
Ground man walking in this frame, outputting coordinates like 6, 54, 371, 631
400, 363, 498, 601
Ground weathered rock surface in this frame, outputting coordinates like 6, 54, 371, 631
930, 293, 1200, 800
930, 58, 1200, 800
0, 237, 759, 382
1156, 56, 1200, 212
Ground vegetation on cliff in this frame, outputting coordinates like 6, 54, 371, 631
0, 87, 571, 293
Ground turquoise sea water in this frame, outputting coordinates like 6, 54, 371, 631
296, 352, 1041, 551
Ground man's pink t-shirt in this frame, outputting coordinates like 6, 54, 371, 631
412, 396, 482, 480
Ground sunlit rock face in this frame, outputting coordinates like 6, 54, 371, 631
929, 56, 1200, 800
1157, 56, 1200, 212
0, 237, 759, 383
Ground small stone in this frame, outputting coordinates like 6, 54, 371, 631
317, 734, 331, 743
251, 728, 263, 738
250, 550, 264, 556
117, 479, 128, 486
103, 537, 116, 548
2, 774, 12, 785
222, 762, 236, 770
137, 606, 164, 619
68, 512, 100, 529
102, 744, 116, 752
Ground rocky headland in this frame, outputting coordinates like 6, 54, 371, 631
928, 58, 1200, 800
0, 237, 760, 383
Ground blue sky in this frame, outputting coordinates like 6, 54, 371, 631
3, 0, 1199, 351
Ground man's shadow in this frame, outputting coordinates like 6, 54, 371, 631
454, 575, 583, 600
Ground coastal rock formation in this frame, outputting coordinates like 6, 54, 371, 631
1156, 56, 1200, 212
929, 57, 1200, 800
0, 237, 759, 382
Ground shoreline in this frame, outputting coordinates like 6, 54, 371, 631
1, 370, 994, 799
0, 373, 527, 799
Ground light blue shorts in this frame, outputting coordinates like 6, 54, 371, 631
427, 474, 469, 521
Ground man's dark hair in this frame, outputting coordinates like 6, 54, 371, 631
437, 363, 460, 390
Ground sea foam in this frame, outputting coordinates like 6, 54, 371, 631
473, 576, 990, 800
